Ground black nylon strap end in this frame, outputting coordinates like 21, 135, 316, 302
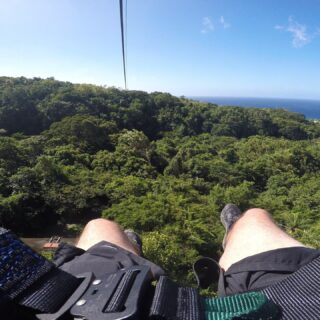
149, 276, 204, 320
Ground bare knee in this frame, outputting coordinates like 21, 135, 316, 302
219, 207, 304, 271
77, 218, 133, 251
84, 218, 121, 231
238, 208, 272, 225
226, 208, 274, 239
243, 208, 270, 217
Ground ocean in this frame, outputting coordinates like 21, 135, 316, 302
190, 97, 320, 119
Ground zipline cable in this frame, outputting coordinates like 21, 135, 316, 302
119, 0, 127, 89
125, 0, 128, 75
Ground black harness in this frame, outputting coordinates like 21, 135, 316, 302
0, 228, 204, 320
1, 227, 320, 320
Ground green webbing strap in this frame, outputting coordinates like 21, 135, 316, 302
202, 291, 280, 320
150, 276, 280, 320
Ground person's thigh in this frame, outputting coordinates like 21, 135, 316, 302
219, 209, 305, 271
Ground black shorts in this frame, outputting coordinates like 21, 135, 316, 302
55, 242, 320, 297
54, 240, 165, 280
218, 247, 320, 296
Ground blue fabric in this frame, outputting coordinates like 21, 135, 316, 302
0, 228, 52, 299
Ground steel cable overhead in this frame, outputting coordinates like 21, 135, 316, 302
119, 0, 127, 89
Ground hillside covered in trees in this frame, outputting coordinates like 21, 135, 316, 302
0, 76, 320, 285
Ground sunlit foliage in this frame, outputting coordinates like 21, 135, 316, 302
0, 77, 319, 284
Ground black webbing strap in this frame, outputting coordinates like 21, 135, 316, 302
149, 276, 204, 320
0, 228, 81, 315
263, 255, 320, 319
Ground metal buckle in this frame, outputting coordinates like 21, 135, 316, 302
70, 265, 151, 320
36, 272, 94, 320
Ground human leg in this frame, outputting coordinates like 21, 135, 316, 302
76, 218, 140, 255
219, 208, 305, 271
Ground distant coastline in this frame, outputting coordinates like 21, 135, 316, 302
190, 97, 320, 119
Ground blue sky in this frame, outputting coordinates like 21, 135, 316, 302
1, 0, 320, 99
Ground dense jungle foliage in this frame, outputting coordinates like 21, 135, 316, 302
0, 76, 320, 286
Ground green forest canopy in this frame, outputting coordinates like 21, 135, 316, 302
0, 76, 319, 285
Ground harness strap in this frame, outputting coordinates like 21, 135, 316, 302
0, 228, 81, 314
149, 276, 280, 320
263, 255, 320, 319
202, 292, 279, 320
149, 276, 204, 320
0, 228, 152, 319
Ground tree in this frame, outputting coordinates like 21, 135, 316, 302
1, 76, 320, 288
46, 115, 118, 153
